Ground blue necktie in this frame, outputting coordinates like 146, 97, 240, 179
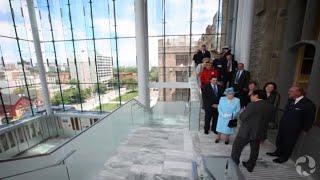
213, 85, 218, 96
235, 71, 241, 84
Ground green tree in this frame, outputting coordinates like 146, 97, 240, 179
122, 66, 137, 73
121, 77, 137, 91
51, 87, 93, 105
70, 79, 78, 85
82, 88, 92, 99
51, 92, 62, 105
13, 87, 25, 95
94, 84, 108, 94
114, 66, 137, 73
149, 67, 159, 82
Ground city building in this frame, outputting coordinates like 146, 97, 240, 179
0, 66, 40, 88
58, 71, 71, 84
69, 55, 113, 89
69, 60, 95, 89
114, 72, 137, 80
96, 55, 113, 82
158, 36, 198, 101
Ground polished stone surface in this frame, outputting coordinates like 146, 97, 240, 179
98, 114, 313, 180
98, 116, 194, 180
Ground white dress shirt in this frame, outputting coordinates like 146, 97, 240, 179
227, 60, 232, 72
294, 96, 304, 104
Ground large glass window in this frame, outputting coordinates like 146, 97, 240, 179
148, 0, 227, 102
0, 0, 228, 123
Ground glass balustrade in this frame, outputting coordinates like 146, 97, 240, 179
0, 99, 149, 180
0, 68, 202, 179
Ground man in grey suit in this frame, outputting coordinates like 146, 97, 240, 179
231, 90, 275, 172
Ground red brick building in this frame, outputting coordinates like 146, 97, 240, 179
0, 94, 31, 118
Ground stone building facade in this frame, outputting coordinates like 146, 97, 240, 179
243, 0, 320, 178
248, 0, 287, 87
158, 36, 197, 101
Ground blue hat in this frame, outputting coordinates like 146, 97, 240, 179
224, 87, 237, 95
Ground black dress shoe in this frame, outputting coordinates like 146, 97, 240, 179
242, 161, 254, 172
215, 139, 220, 143
273, 157, 288, 164
266, 152, 280, 157
204, 130, 209, 135
212, 130, 218, 134
225, 141, 229, 145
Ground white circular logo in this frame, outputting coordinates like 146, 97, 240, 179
295, 155, 316, 176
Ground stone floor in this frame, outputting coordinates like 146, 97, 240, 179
97, 115, 313, 180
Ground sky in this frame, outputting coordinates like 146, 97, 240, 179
0, 0, 219, 68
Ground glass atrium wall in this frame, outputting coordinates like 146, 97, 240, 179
0, 0, 228, 124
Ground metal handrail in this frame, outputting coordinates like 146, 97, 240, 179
0, 150, 76, 179
0, 99, 145, 163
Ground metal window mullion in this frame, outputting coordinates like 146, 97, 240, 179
20, 0, 34, 64
81, 1, 95, 91
216, 0, 221, 49
46, 0, 65, 110
112, 0, 121, 106
66, 0, 83, 111
224, 0, 229, 46
0, 47, 12, 94
0, 34, 33, 42
188, 0, 193, 77
162, 0, 166, 101
8, 0, 34, 116
106, 0, 114, 95
88, 0, 102, 112
0, 90, 9, 124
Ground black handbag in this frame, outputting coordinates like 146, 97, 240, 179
227, 114, 237, 128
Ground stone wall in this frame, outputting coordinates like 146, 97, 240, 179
248, 0, 288, 88
249, 1, 320, 178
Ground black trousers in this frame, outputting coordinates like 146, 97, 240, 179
222, 72, 233, 87
204, 107, 218, 133
275, 129, 299, 160
234, 88, 247, 108
231, 135, 260, 168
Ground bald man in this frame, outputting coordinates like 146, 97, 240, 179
267, 86, 316, 163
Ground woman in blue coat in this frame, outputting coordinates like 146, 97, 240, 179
215, 87, 241, 144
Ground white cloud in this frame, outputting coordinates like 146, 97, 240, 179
0, 1, 9, 14
0, 21, 14, 37
95, 18, 136, 37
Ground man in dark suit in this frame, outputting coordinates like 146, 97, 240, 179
231, 90, 275, 172
223, 54, 238, 87
202, 76, 223, 134
231, 63, 250, 107
193, 44, 211, 66
267, 86, 316, 163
